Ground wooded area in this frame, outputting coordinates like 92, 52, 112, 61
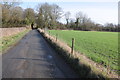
1, 2, 35, 27
1, 2, 119, 32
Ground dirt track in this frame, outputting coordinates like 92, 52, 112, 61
2, 29, 79, 78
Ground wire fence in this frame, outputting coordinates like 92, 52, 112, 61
41, 28, 119, 76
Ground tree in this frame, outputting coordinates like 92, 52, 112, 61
2, 3, 10, 26
1, 1, 25, 27
36, 7, 44, 28
2, 2, 21, 9
75, 11, 83, 28
104, 23, 115, 31
52, 4, 62, 21
23, 8, 35, 25
65, 11, 71, 27
74, 11, 97, 31
37, 3, 52, 28
10, 6, 23, 25
69, 18, 76, 29
50, 4, 63, 28
36, 3, 62, 29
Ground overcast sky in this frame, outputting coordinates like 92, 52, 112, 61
19, 0, 119, 25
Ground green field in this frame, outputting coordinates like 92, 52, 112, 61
49, 30, 119, 73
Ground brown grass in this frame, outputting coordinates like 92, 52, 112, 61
0, 27, 28, 38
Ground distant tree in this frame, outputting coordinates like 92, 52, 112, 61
104, 23, 114, 31
52, 4, 63, 21
1, 2, 25, 27
36, 3, 63, 29
10, 6, 23, 26
36, 6, 44, 28
23, 8, 35, 25
68, 18, 75, 29
65, 11, 71, 27
75, 11, 96, 31
2, 3, 10, 26
116, 25, 120, 32
75, 11, 83, 28
2, 2, 21, 9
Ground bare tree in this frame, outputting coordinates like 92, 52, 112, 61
75, 11, 84, 27
76, 11, 83, 19
36, 3, 63, 29
52, 4, 62, 20
2, 1, 21, 9
75, 11, 94, 30
65, 11, 71, 27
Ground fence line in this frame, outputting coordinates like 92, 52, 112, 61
42, 29, 118, 76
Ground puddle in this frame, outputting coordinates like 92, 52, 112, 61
47, 55, 53, 59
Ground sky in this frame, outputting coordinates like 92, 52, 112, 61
118, 1, 120, 24
18, 0, 119, 25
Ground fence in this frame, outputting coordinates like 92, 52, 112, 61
39, 28, 118, 78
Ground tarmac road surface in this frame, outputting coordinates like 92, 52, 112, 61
2, 30, 79, 78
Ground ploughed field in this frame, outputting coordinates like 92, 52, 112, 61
49, 30, 119, 73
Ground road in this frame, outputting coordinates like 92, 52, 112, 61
2, 30, 79, 78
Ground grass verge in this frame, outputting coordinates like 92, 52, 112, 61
0, 29, 30, 54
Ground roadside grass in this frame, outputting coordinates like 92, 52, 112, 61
49, 30, 119, 74
0, 29, 30, 53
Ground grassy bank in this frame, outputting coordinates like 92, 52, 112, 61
49, 30, 119, 74
0, 29, 30, 53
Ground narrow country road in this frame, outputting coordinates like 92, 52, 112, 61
2, 30, 79, 78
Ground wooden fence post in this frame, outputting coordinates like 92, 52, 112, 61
49, 31, 50, 36
56, 34, 58, 42
71, 38, 75, 54
44, 28, 45, 33
107, 56, 110, 74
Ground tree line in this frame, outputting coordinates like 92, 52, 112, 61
64, 11, 119, 32
1, 2, 119, 32
1, 2, 35, 28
